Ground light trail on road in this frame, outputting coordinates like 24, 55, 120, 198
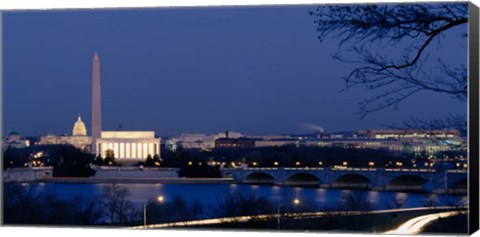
131, 206, 463, 230
383, 210, 463, 235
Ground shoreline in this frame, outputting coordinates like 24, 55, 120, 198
35, 177, 236, 184
10, 177, 467, 196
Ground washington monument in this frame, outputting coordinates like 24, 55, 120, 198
92, 52, 102, 153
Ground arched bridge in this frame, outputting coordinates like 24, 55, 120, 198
220, 167, 467, 193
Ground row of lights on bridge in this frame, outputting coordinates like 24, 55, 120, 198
185, 160, 468, 168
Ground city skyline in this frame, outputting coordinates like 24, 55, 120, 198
2, 2, 474, 233
3, 5, 467, 136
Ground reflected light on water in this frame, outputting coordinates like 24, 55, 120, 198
367, 191, 379, 202
395, 192, 407, 199
316, 188, 326, 202
15, 182, 467, 212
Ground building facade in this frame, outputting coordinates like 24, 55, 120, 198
95, 131, 161, 161
165, 131, 244, 151
366, 129, 461, 139
215, 137, 255, 148
305, 129, 464, 155
36, 115, 92, 152
254, 139, 299, 147
2, 132, 30, 151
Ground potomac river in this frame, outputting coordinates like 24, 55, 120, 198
21, 182, 467, 211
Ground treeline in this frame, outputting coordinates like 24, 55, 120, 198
0, 181, 329, 226
4, 181, 465, 228
4, 182, 103, 225
3, 145, 95, 177
162, 145, 416, 169
3, 143, 463, 179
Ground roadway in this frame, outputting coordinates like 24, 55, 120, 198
383, 210, 465, 235
131, 206, 464, 230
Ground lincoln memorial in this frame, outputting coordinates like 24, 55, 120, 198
95, 131, 161, 160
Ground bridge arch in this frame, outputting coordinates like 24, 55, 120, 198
243, 172, 275, 184
386, 175, 427, 191
285, 173, 321, 186
332, 173, 371, 189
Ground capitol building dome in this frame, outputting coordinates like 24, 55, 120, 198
72, 115, 87, 136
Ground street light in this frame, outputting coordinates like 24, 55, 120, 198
276, 197, 301, 230
144, 195, 165, 227
293, 198, 300, 205
276, 201, 281, 230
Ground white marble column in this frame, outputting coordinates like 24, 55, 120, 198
126, 143, 131, 159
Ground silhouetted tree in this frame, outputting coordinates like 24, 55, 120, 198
147, 196, 204, 224
144, 154, 154, 166
387, 195, 407, 209
103, 149, 116, 166
144, 154, 162, 167
3, 148, 29, 169
310, 3, 467, 130
100, 182, 137, 224
178, 160, 221, 178
423, 194, 439, 207
214, 192, 274, 219
52, 145, 95, 177
3, 182, 102, 225
338, 191, 373, 212
93, 154, 104, 165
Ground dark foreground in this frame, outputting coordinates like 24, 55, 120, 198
177, 209, 468, 234
422, 214, 468, 233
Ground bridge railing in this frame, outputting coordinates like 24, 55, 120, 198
220, 167, 448, 173
447, 169, 468, 173
221, 167, 440, 173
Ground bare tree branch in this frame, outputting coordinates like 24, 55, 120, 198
310, 3, 468, 119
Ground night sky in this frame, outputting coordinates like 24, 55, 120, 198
2, 5, 467, 136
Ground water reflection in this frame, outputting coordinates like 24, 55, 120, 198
23, 182, 465, 210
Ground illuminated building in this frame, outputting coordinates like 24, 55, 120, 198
366, 129, 461, 139
94, 131, 160, 160
215, 137, 255, 148
254, 139, 299, 147
305, 136, 462, 155
304, 138, 404, 151
88, 52, 161, 161
72, 114, 87, 136
167, 133, 215, 150
166, 131, 244, 151
36, 115, 92, 152
2, 131, 30, 150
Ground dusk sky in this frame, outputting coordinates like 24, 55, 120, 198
3, 4, 467, 136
